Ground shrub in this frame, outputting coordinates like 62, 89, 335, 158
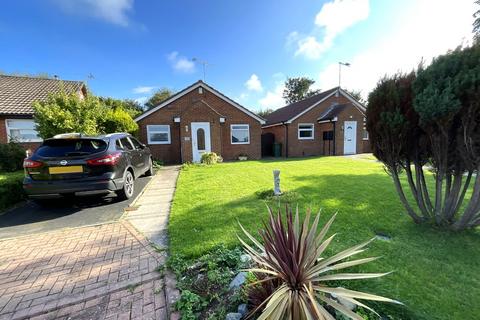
0, 172, 25, 211
175, 290, 206, 320
239, 205, 401, 319
168, 245, 247, 319
33, 92, 101, 138
33, 91, 139, 138
255, 189, 302, 204
99, 107, 138, 134
152, 159, 163, 170
201, 152, 223, 165
367, 44, 480, 230
0, 142, 26, 172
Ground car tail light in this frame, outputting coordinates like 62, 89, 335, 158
23, 159, 43, 168
87, 152, 122, 166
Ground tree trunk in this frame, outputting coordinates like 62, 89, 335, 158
443, 173, 463, 222
453, 168, 480, 231
434, 172, 444, 225
444, 173, 452, 206
391, 171, 423, 224
451, 171, 473, 219
405, 163, 430, 218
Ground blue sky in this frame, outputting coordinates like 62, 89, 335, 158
0, 0, 475, 111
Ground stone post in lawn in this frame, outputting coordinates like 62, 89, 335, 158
273, 170, 282, 196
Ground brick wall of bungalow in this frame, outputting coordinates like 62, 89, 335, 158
262, 94, 370, 157
136, 87, 262, 164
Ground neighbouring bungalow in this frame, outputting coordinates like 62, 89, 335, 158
262, 87, 369, 157
135, 80, 265, 164
0, 75, 87, 151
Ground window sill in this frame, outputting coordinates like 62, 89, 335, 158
147, 141, 171, 145
231, 142, 250, 145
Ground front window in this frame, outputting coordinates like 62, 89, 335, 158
6, 119, 42, 142
298, 124, 314, 140
231, 124, 250, 144
147, 125, 171, 144
362, 127, 369, 140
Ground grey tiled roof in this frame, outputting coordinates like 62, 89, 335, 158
264, 87, 338, 126
0, 75, 86, 115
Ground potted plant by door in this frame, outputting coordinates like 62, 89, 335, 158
238, 153, 248, 161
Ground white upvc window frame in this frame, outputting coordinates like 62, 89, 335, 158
147, 125, 171, 144
298, 123, 314, 140
5, 119, 42, 142
230, 124, 250, 145
362, 127, 369, 140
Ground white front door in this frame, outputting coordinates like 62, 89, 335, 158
343, 121, 357, 155
191, 122, 211, 163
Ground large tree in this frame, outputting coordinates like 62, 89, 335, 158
282, 77, 320, 104
344, 89, 366, 105
367, 44, 480, 231
257, 108, 274, 118
474, 0, 480, 42
100, 97, 144, 118
145, 88, 174, 110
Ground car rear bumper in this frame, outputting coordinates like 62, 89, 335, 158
23, 177, 125, 199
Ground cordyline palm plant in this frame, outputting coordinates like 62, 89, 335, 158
238, 206, 402, 320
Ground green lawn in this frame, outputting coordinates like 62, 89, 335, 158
170, 156, 480, 320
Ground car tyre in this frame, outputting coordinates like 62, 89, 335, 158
116, 170, 135, 201
144, 158, 154, 177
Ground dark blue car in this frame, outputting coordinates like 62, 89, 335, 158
23, 133, 153, 201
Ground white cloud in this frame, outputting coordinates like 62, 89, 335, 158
134, 96, 148, 105
295, 36, 327, 60
292, 0, 369, 59
317, 0, 474, 99
235, 92, 249, 103
54, 0, 134, 26
259, 84, 285, 109
167, 51, 195, 73
133, 86, 156, 94
245, 74, 263, 92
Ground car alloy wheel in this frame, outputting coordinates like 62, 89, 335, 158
124, 172, 134, 197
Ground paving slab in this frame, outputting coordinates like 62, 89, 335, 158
125, 166, 180, 250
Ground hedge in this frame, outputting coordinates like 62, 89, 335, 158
0, 171, 25, 212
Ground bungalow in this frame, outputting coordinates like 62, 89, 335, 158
135, 80, 265, 164
0, 75, 87, 151
262, 87, 369, 157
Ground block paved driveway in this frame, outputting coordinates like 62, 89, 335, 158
0, 169, 181, 320
0, 177, 151, 240
0, 221, 167, 320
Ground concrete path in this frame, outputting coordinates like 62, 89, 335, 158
124, 165, 182, 320
125, 166, 180, 250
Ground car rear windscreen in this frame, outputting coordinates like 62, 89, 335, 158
35, 139, 108, 157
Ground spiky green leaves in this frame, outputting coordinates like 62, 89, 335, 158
239, 206, 401, 320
